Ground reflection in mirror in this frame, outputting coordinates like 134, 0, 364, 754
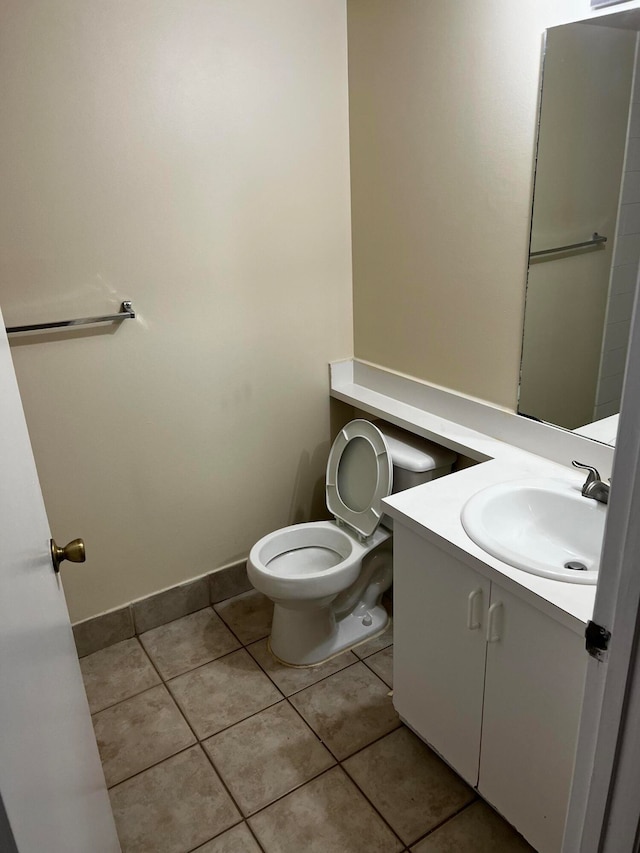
519, 16, 640, 436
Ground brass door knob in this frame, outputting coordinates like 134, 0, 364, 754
50, 538, 86, 573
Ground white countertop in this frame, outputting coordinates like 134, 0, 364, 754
331, 359, 606, 636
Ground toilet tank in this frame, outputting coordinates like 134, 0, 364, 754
374, 421, 458, 493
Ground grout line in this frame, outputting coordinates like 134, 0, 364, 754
144, 640, 245, 683
106, 742, 200, 791
136, 603, 215, 638
183, 819, 266, 853
91, 680, 187, 721
199, 741, 256, 834
214, 751, 338, 822
283, 696, 339, 751
242, 765, 337, 819
212, 591, 270, 642
337, 765, 406, 849
162, 644, 267, 687
360, 650, 393, 689
353, 639, 394, 662
166, 687, 285, 745
407, 798, 480, 847
334, 720, 403, 764
89, 681, 163, 718
86, 638, 164, 716
340, 740, 476, 852
131, 639, 208, 762
244, 820, 267, 853
210, 617, 260, 649
197, 697, 288, 748
283, 689, 401, 765
248, 648, 363, 699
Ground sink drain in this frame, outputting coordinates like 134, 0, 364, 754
565, 561, 588, 572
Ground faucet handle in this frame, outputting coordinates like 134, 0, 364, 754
572, 460, 601, 486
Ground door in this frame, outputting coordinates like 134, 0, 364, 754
393, 525, 490, 785
479, 586, 586, 853
563, 252, 640, 851
0, 309, 120, 852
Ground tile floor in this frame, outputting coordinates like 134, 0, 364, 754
79, 588, 535, 853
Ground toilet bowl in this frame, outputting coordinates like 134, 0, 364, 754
248, 419, 456, 666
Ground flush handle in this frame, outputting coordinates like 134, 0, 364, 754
50, 538, 86, 573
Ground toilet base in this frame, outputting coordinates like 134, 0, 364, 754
269, 599, 389, 667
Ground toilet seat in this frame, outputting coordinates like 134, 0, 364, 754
325, 419, 393, 538
248, 521, 389, 601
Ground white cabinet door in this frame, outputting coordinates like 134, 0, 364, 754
393, 526, 490, 785
479, 585, 587, 853
0, 310, 120, 853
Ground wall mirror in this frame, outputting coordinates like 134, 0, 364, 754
519, 10, 640, 441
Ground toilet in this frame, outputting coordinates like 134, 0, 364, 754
248, 419, 457, 666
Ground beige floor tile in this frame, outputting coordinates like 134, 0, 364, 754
364, 645, 393, 687
93, 684, 196, 787
80, 638, 160, 714
289, 662, 400, 759
140, 608, 241, 679
344, 727, 475, 845
168, 648, 282, 739
203, 700, 335, 815
248, 766, 403, 853
109, 746, 241, 853
247, 638, 358, 695
214, 589, 273, 644
352, 618, 393, 659
411, 800, 535, 852
193, 823, 261, 852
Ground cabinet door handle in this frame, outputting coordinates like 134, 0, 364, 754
467, 588, 483, 630
487, 601, 503, 643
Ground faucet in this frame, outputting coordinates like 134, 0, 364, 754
572, 461, 610, 505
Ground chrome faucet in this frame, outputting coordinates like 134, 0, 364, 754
572, 461, 610, 505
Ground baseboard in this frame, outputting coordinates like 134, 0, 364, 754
72, 559, 251, 657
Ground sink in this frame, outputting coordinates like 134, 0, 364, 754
461, 478, 606, 584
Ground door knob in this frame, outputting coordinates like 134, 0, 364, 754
50, 538, 86, 573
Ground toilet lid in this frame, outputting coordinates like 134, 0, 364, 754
325, 419, 393, 539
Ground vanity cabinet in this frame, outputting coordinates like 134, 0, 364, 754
393, 525, 587, 853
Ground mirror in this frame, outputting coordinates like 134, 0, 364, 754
519, 12, 640, 439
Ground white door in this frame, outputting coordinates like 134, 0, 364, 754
563, 265, 640, 851
0, 309, 120, 852
393, 525, 489, 786
479, 586, 586, 853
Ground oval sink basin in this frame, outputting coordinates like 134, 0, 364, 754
461, 479, 606, 584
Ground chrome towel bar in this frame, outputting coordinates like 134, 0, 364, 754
529, 232, 607, 259
6, 301, 136, 335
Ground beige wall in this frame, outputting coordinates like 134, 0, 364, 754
0, 1, 353, 621
347, 0, 636, 409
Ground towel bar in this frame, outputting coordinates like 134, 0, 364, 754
6, 301, 135, 335
529, 233, 607, 259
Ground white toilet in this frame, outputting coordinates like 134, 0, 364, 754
248, 419, 457, 666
